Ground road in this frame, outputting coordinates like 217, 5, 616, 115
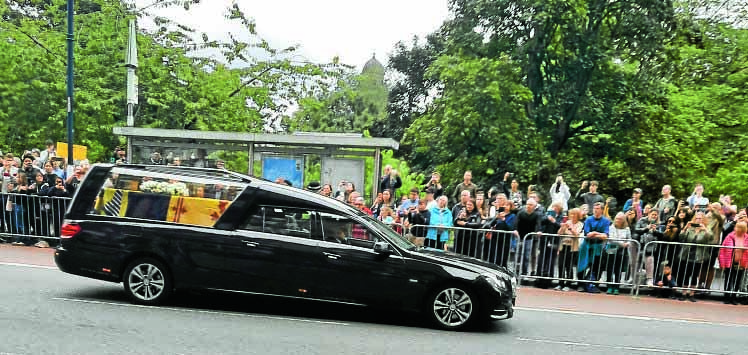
0, 247, 747, 354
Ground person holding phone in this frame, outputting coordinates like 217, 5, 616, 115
398, 187, 420, 217
676, 212, 712, 302
484, 194, 517, 267
549, 174, 571, 212
423, 171, 443, 198
556, 208, 584, 291
380, 165, 402, 196
635, 209, 665, 286
454, 199, 483, 258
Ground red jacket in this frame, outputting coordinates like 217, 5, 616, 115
719, 232, 748, 269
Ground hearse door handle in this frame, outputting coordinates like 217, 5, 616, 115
243, 240, 259, 248
323, 252, 341, 260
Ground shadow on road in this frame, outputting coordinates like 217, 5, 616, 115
60, 285, 512, 333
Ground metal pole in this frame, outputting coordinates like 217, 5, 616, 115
248, 144, 255, 175
66, 0, 75, 168
373, 148, 381, 199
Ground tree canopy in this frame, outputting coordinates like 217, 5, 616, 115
0, 0, 344, 160
386, 0, 748, 205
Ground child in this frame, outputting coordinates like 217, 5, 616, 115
379, 207, 396, 225
655, 265, 677, 298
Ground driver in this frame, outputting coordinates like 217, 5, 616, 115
333, 226, 350, 244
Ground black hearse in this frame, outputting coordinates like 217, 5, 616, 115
55, 164, 516, 330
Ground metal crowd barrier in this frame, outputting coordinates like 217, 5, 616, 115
516, 233, 642, 294
0, 192, 71, 245
635, 241, 748, 299
407, 224, 520, 273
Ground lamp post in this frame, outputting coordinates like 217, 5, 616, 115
125, 19, 138, 162
66, 0, 74, 169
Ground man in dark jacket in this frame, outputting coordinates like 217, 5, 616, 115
451, 190, 471, 223
379, 165, 402, 195
20, 154, 42, 186
575, 181, 606, 216
516, 198, 544, 275
536, 202, 564, 287
404, 199, 431, 241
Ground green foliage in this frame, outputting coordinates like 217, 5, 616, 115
403, 55, 535, 191
286, 65, 389, 134
388, 0, 748, 207
0, 0, 344, 162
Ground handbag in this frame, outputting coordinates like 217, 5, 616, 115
5, 198, 13, 212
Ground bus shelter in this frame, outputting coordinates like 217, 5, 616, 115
113, 127, 399, 199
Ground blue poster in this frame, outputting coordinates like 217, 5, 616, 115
262, 156, 304, 189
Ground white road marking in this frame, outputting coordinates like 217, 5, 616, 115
52, 297, 349, 326
517, 337, 722, 355
0, 262, 57, 270
515, 306, 748, 328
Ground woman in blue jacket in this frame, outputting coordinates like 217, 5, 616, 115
427, 196, 453, 251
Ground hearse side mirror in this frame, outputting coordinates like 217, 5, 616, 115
373, 241, 392, 255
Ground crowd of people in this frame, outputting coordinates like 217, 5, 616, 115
4, 147, 747, 304
0, 141, 84, 247
305, 166, 748, 304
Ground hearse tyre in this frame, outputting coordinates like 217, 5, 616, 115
123, 257, 173, 306
427, 284, 479, 331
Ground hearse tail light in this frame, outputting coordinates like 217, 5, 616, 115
60, 223, 82, 239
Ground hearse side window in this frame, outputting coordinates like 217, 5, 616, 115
89, 167, 245, 227
318, 212, 378, 248
242, 206, 321, 240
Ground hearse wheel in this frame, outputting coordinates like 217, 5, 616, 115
428, 286, 477, 330
123, 257, 172, 305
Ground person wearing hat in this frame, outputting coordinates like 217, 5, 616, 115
20, 154, 42, 186
306, 181, 322, 192
623, 188, 645, 221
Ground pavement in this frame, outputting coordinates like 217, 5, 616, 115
1, 243, 747, 354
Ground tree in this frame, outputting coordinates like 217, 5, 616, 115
286, 60, 388, 134
403, 55, 534, 191
0, 0, 343, 161
443, 0, 676, 160
371, 34, 444, 152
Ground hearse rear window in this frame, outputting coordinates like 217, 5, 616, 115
89, 167, 247, 227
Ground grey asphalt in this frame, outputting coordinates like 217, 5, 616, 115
0, 263, 744, 355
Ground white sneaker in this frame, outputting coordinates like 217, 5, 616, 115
553, 285, 562, 291
35, 241, 49, 248
562, 287, 572, 292
646, 279, 654, 287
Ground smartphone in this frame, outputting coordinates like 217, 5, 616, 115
691, 223, 701, 228
498, 207, 505, 213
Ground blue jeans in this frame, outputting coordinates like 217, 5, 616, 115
12, 203, 29, 244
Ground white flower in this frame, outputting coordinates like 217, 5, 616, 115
140, 180, 188, 196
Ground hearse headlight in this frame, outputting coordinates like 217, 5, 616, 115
482, 273, 508, 293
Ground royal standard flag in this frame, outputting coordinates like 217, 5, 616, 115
96, 188, 130, 217
167, 196, 230, 227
